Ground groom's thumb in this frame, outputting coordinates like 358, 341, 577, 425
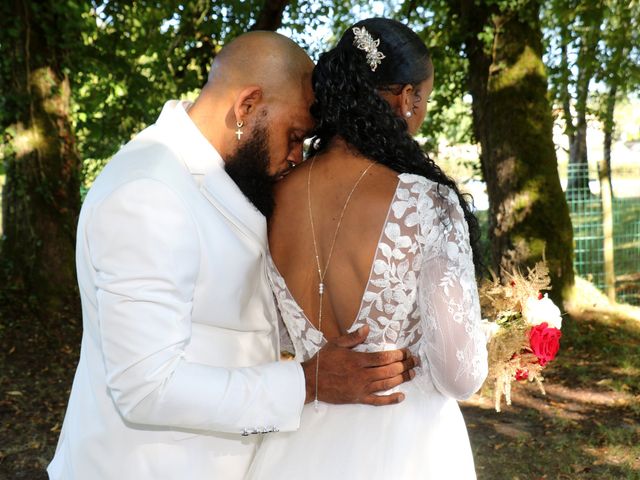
333, 325, 369, 349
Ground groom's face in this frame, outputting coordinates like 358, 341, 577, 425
262, 83, 315, 179
224, 78, 314, 218
224, 117, 276, 218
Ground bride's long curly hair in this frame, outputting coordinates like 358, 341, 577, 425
309, 17, 482, 272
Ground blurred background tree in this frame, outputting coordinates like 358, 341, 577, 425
448, 0, 575, 301
543, 0, 640, 197
0, 1, 87, 312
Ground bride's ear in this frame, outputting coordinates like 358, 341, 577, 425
399, 84, 415, 118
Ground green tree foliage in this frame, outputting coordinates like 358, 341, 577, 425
405, 0, 476, 153
75, 0, 292, 182
72, 0, 346, 185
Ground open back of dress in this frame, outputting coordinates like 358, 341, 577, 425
250, 173, 488, 480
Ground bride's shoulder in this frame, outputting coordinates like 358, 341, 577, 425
396, 174, 460, 206
397, 173, 446, 193
397, 173, 438, 188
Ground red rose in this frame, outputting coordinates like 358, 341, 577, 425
528, 322, 562, 366
515, 369, 529, 381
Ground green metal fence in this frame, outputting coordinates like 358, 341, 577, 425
565, 163, 640, 305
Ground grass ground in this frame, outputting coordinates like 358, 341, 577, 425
0, 292, 81, 480
0, 284, 639, 479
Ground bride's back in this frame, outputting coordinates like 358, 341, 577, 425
269, 142, 399, 339
250, 18, 487, 480
268, 18, 476, 341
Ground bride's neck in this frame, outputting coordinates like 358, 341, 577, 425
322, 136, 366, 162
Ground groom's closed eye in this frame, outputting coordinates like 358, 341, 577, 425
289, 133, 305, 146
289, 130, 311, 161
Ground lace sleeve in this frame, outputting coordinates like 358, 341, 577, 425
416, 181, 488, 400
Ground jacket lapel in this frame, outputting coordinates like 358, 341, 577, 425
200, 166, 267, 253
155, 100, 268, 253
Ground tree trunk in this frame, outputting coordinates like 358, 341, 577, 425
251, 0, 289, 31
602, 82, 617, 197
598, 158, 616, 302
565, 4, 604, 197
0, 1, 82, 311
566, 66, 591, 195
453, 0, 575, 303
559, 24, 575, 156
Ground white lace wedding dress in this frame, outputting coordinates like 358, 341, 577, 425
247, 174, 488, 479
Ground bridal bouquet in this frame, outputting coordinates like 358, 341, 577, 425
478, 262, 563, 412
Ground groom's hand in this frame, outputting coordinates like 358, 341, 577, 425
301, 325, 417, 406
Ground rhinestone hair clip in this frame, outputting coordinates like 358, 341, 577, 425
352, 26, 385, 72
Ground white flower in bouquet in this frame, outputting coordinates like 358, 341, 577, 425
480, 318, 501, 343
523, 294, 562, 329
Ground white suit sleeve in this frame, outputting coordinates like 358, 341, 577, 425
417, 186, 488, 400
87, 179, 305, 434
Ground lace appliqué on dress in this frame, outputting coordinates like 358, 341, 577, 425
268, 256, 326, 362
268, 174, 487, 400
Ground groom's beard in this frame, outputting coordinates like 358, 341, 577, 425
224, 125, 277, 219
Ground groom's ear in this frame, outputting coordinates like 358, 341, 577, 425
233, 86, 263, 125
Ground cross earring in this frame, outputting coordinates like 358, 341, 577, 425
235, 121, 244, 140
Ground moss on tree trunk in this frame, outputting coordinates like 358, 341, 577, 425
453, 0, 575, 303
0, 1, 82, 311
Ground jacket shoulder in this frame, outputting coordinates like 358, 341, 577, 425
86, 125, 194, 204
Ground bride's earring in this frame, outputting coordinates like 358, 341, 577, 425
405, 111, 412, 118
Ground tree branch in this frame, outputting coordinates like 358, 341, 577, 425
251, 0, 289, 31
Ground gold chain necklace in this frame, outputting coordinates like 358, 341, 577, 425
307, 155, 375, 410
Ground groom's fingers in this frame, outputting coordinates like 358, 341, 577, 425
331, 325, 369, 349
361, 392, 406, 406
366, 357, 417, 382
360, 349, 415, 369
367, 369, 415, 393
356, 348, 412, 368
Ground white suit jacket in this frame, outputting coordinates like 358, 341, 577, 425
48, 100, 305, 480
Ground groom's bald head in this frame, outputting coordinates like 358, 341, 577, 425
189, 31, 314, 179
207, 31, 313, 96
